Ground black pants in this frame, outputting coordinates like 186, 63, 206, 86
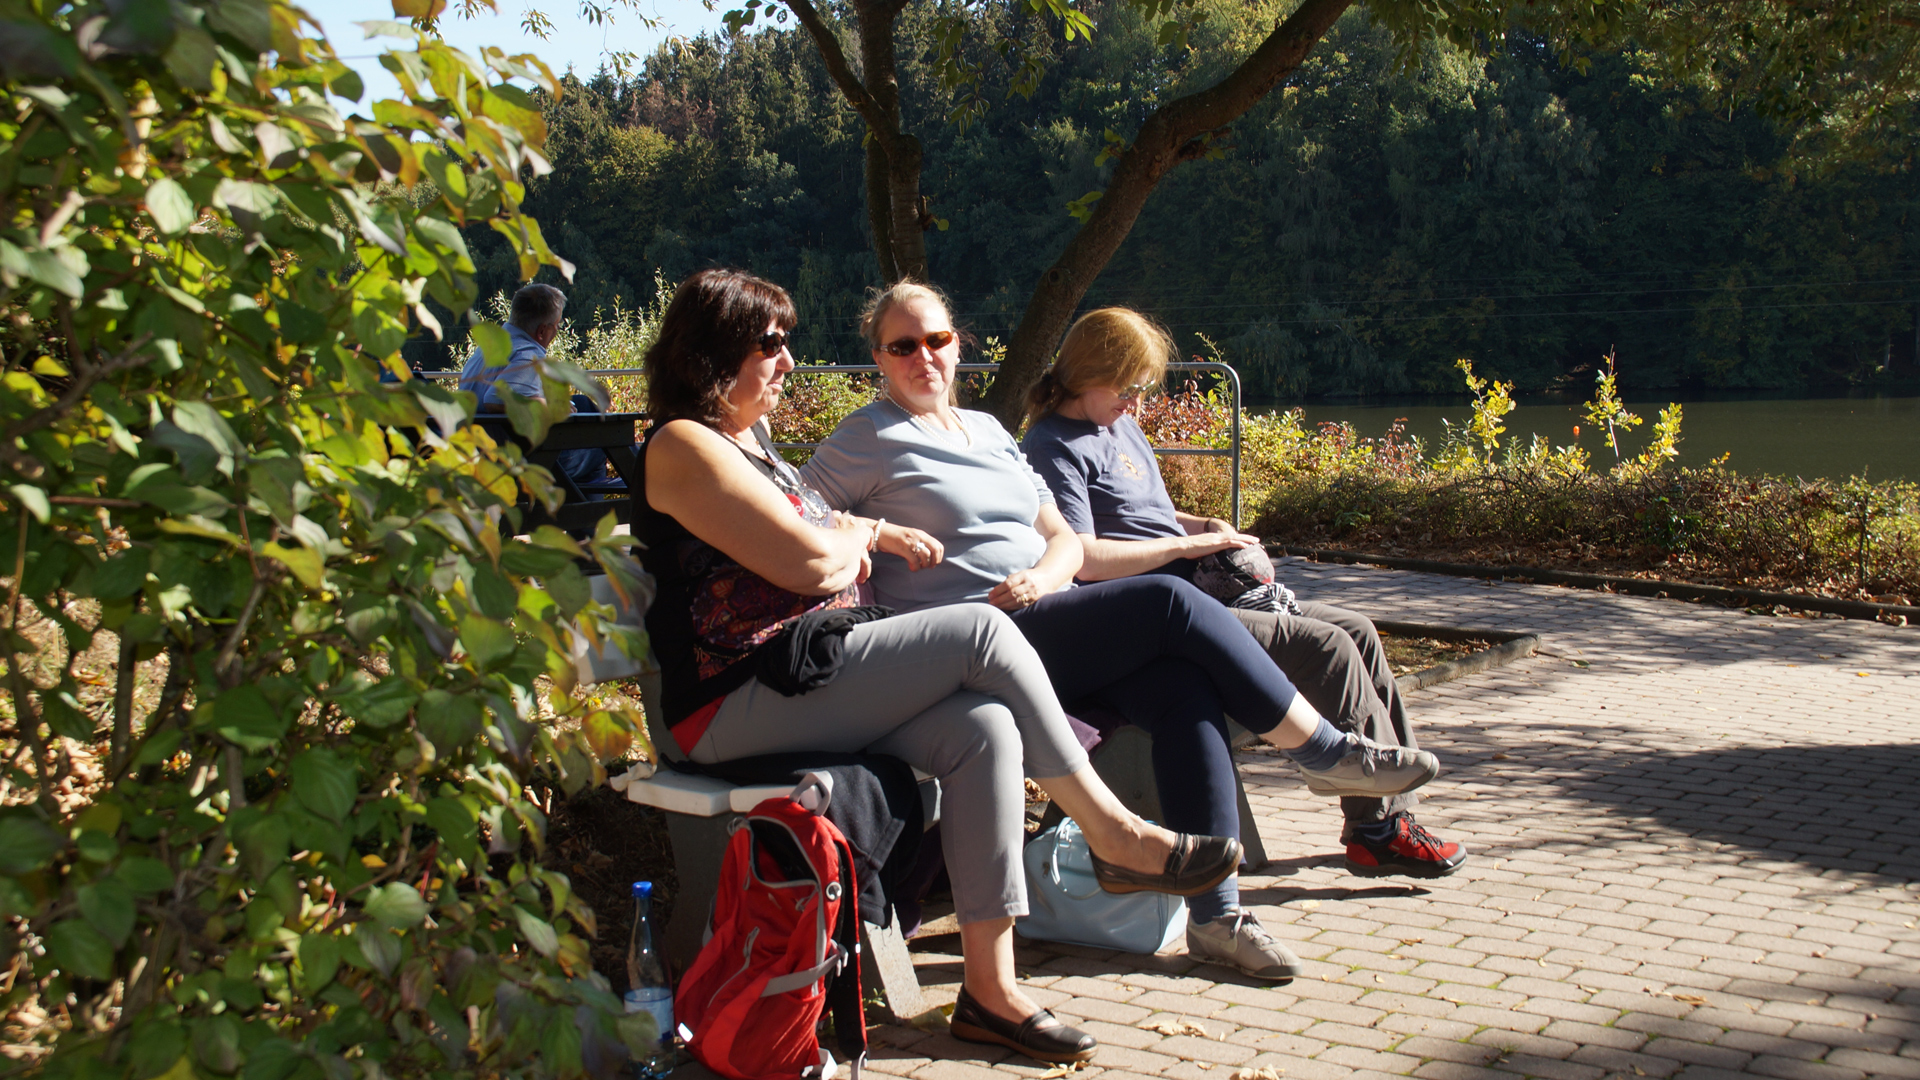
1008, 575, 1304, 920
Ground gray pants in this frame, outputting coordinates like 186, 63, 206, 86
690, 603, 1089, 925
1231, 601, 1418, 826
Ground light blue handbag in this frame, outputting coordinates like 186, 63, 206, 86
1017, 817, 1187, 954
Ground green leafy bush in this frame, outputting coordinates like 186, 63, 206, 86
1142, 371, 1919, 600
0, 4, 654, 1076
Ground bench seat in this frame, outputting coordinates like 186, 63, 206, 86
611, 767, 797, 817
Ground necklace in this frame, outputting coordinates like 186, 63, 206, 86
890, 394, 969, 448
722, 425, 768, 460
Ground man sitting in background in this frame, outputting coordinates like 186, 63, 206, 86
459, 282, 606, 485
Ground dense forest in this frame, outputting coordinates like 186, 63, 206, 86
434, 1, 1920, 401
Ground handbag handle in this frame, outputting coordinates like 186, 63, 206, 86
1049, 819, 1109, 902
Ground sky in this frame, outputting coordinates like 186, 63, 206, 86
314, 0, 728, 106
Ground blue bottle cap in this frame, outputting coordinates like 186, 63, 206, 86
632, 881, 653, 898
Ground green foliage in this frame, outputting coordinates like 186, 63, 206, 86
1139, 368, 1916, 599
511, 8, 1919, 391
1581, 349, 1641, 463
767, 372, 882, 462
0, 4, 650, 1076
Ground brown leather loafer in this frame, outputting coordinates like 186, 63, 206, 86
950, 987, 1097, 1063
1089, 832, 1243, 896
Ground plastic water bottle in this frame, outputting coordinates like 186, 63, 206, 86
624, 881, 675, 1080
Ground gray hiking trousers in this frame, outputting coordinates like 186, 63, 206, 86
1231, 601, 1419, 825
687, 602, 1088, 925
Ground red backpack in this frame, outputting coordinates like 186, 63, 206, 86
676, 793, 867, 1080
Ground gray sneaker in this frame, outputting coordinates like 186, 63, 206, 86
1187, 910, 1302, 983
1297, 737, 1440, 797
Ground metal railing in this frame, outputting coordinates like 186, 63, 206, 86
421, 359, 1246, 527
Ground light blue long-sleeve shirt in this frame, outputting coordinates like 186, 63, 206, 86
457, 323, 547, 408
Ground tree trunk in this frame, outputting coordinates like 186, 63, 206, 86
979, 0, 1354, 429
865, 139, 899, 282
854, 0, 925, 281
788, 0, 925, 284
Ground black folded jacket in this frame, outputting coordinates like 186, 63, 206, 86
753, 604, 895, 696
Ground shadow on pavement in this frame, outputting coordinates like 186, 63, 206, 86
1443, 736, 1920, 883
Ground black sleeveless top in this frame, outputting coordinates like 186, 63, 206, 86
637, 421, 860, 724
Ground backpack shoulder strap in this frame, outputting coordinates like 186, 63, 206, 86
824, 833, 868, 1068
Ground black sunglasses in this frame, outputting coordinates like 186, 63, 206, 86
880, 329, 956, 357
758, 330, 790, 356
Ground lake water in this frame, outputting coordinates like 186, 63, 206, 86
1274, 394, 1920, 483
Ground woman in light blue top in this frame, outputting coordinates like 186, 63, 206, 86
802, 282, 1442, 985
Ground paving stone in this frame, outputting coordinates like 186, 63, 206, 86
1412, 1062, 1521, 1080
1378, 1015, 1484, 1041
1213, 1003, 1315, 1035
1302, 1021, 1402, 1052
1567, 1044, 1685, 1077
1512, 998, 1622, 1026
1713, 1028, 1833, 1061
1824, 1049, 1920, 1078
1487, 1052, 1607, 1080
1539, 1020, 1648, 1051
1241, 1050, 1360, 1080
1320, 1044, 1427, 1074
1221, 1029, 1331, 1058
1786, 1025, 1904, 1054
1060, 997, 1157, 1026
1745, 1054, 1869, 1080
1080, 1044, 1192, 1076
1446, 1005, 1553, 1034
1687, 1005, 1797, 1036
1146, 1035, 1257, 1065
1640, 1038, 1754, 1069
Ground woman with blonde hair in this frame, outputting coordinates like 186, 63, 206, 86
801, 282, 1441, 988
635, 270, 1247, 1065
1022, 307, 1466, 880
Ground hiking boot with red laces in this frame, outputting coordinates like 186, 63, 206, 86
1344, 814, 1467, 878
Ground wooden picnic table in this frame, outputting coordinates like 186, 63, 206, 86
474, 411, 645, 536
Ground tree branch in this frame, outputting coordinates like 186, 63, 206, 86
782, 0, 886, 131
0, 332, 154, 478
983, 0, 1354, 427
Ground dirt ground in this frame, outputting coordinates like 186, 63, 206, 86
1380, 632, 1484, 676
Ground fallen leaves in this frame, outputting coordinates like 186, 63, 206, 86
1665, 992, 1709, 1006
1144, 1019, 1211, 1038
1232, 1068, 1285, 1080
1037, 1065, 1086, 1078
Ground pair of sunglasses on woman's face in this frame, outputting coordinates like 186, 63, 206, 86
879, 329, 956, 357
757, 330, 791, 356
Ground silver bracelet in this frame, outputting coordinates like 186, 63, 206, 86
869, 517, 886, 553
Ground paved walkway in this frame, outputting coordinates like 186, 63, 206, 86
862, 559, 1920, 1080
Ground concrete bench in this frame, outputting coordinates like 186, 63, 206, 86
1047, 709, 1271, 871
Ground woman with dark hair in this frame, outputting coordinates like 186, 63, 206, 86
635, 268, 1242, 1065
800, 282, 1441, 986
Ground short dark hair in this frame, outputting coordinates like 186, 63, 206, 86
644, 269, 797, 426
510, 283, 566, 332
